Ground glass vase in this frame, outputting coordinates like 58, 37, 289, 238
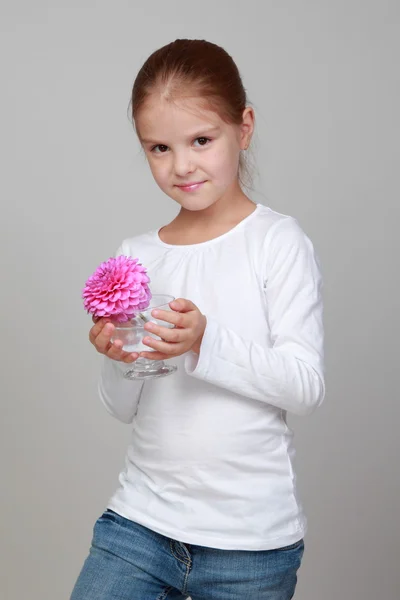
110, 294, 177, 380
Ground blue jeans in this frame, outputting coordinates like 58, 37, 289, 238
70, 510, 304, 600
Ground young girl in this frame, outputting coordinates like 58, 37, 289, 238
71, 39, 325, 600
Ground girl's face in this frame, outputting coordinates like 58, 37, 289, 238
136, 96, 253, 212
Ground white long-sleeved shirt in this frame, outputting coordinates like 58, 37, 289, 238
100, 203, 325, 550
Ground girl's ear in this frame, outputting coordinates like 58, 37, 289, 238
240, 107, 255, 150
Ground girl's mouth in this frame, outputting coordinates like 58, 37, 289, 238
176, 181, 207, 192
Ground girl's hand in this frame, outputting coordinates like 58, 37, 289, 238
140, 298, 206, 360
89, 317, 139, 363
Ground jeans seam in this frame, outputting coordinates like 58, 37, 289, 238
169, 540, 192, 595
182, 562, 191, 596
156, 586, 174, 600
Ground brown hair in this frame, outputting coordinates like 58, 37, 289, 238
129, 39, 254, 190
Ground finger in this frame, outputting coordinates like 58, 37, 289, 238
143, 322, 186, 343
93, 322, 116, 353
90, 320, 138, 362
169, 298, 196, 313
121, 353, 139, 363
89, 318, 112, 345
109, 344, 139, 363
139, 350, 170, 361
149, 309, 188, 328
142, 335, 184, 356
104, 338, 139, 363
105, 338, 124, 359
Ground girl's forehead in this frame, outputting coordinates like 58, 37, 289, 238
136, 97, 224, 139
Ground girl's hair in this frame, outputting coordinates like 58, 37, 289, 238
129, 38, 254, 190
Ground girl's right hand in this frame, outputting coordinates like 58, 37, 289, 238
89, 317, 139, 363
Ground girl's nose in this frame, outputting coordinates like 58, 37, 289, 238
173, 150, 194, 176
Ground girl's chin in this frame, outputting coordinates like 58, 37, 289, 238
175, 197, 219, 212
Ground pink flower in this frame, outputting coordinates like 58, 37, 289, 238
82, 255, 151, 322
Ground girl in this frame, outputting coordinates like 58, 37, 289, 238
71, 39, 325, 600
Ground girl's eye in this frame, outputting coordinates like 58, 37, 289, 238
150, 138, 211, 153
151, 144, 169, 154
194, 137, 211, 147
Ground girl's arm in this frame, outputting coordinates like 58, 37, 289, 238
185, 217, 325, 417
98, 356, 145, 424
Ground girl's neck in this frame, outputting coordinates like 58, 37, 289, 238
159, 191, 257, 246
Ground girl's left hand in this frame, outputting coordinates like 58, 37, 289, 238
139, 298, 206, 360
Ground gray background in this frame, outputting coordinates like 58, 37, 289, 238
1, 1, 399, 599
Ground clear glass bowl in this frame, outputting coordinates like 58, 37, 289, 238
110, 294, 177, 380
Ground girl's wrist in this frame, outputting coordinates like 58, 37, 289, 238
191, 337, 202, 355
191, 316, 207, 354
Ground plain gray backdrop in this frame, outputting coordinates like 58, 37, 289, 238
1, 1, 399, 599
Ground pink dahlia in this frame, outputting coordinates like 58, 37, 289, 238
82, 255, 151, 323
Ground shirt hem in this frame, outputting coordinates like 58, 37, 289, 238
105, 499, 307, 551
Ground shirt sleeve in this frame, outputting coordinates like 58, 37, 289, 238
98, 356, 145, 424
184, 217, 325, 416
